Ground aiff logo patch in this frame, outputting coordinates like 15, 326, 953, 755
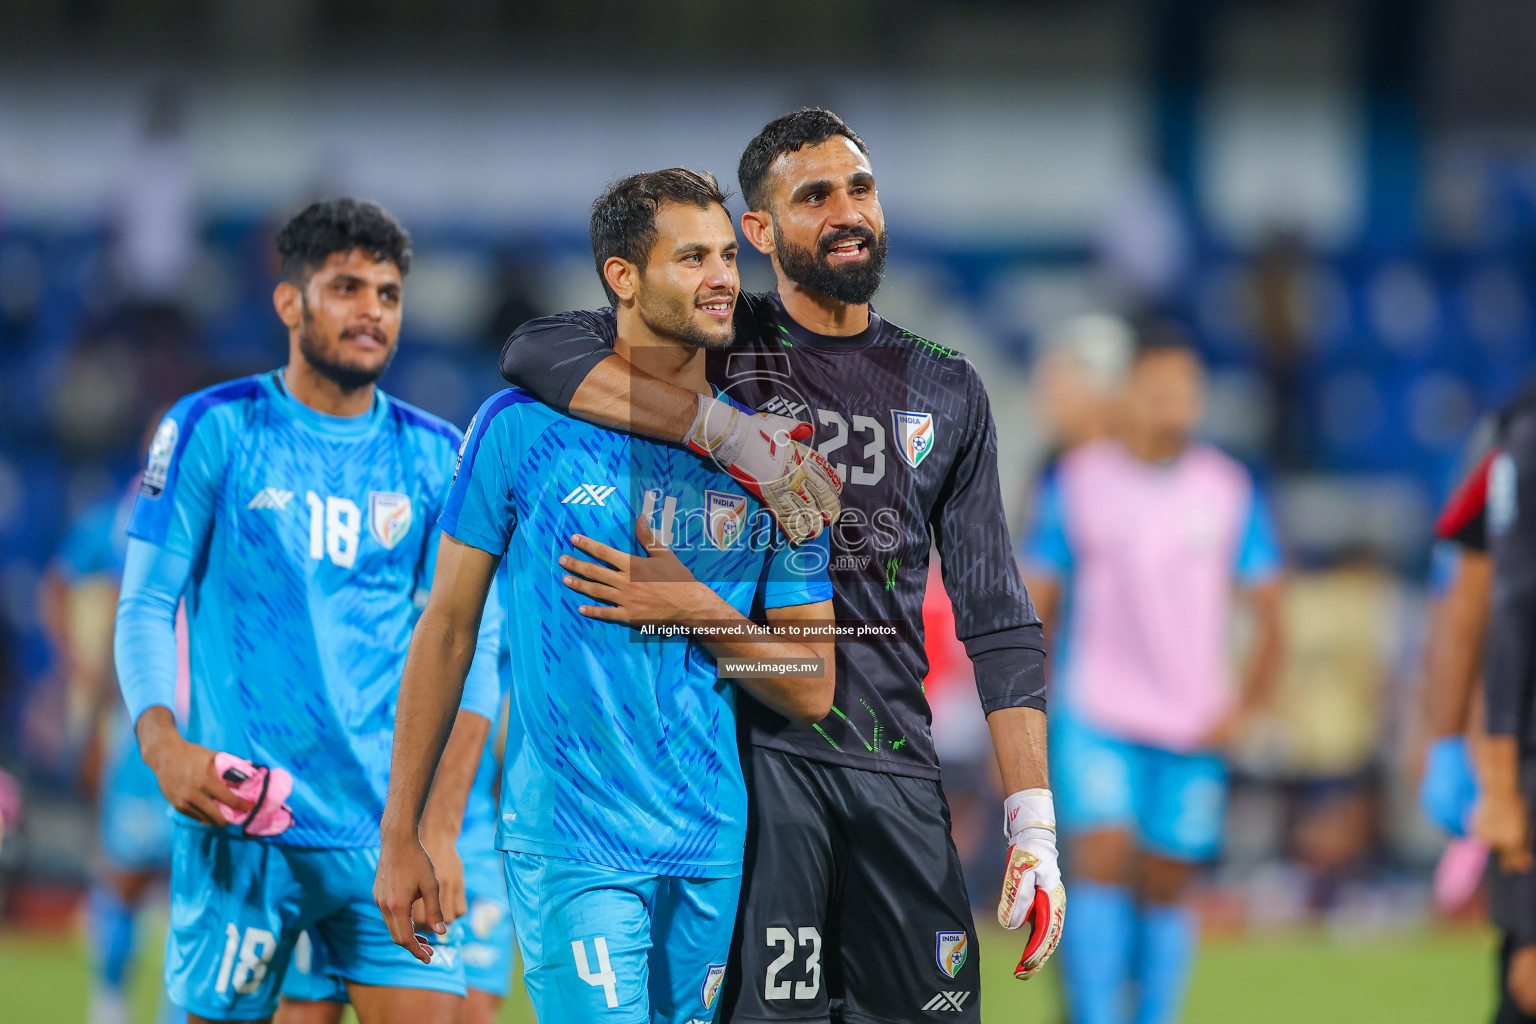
935, 930, 968, 979
702, 963, 726, 1009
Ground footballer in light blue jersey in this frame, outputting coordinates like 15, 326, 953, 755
444, 385, 830, 875
113, 200, 502, 1024
282, 564, 516, 1021
121, 370, 504, 848
375, 170, 835, 1024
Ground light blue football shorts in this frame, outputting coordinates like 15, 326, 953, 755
1053, 710, 1228, 862
280, 831, 514, 1004
166, 827, 465, 1020
504, 850, 741, 1024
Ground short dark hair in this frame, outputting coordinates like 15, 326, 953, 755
276, 198, 412, 284
589, 168, 730, 305
738, 108, 870, 213
1132, 318, 1201, 367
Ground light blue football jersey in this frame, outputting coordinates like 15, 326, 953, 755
126, 370, 501, 848
441, 387, 832, 878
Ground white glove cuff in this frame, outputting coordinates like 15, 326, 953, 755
1004, 788, 1056, 844
688, 394, 745, 463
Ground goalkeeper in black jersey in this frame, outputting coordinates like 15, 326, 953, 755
502, 109, 1058, 1023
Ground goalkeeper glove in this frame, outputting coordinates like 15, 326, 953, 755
997, 788, 1065, 980
213, 753, 294, 837
686, 394, 842, 545
1420, 735, 1477, 838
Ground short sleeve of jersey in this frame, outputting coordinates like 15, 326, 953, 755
1018, 472, 1073, 578
760, 531, 833, 609
126, 399, 230, 560
439, 390, 534, 556
1235, 489, 1284, 586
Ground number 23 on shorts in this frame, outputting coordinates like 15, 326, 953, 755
764, 926, 822, 1001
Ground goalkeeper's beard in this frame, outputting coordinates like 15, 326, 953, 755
774, 221, 888, 306
297, 302, 397, 393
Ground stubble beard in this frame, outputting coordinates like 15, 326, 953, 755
297, 300, 396, 393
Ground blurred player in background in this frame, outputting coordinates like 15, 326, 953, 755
500, 109, 1058, 1022
1020, 331, 1285, 1024
1415, 425, 1493, 870
1411, 410, 1536, 1024
1030, 313, 1135, 463
1474, 382, 1536, 1023
278, 572, 515, 1024
112, 198, 504, 1024
374, 168, 836, 1024
41, 470, 186, 1024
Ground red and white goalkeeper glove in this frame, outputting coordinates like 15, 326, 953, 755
686, 394, 842, 545
998, 788, 1065, 980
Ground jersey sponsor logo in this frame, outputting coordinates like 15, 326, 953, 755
701, 962, 726, 1010
892, 410, 936, 469
247, 487, 294, 511
706, 489, 749, 550
562, 484, 618, 507
935, 930, 968, 978
368, 491, 413, 549
923, 991, 973, 1012
140, 418, 178, 497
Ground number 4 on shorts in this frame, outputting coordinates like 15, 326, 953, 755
573, 936, 619, 1008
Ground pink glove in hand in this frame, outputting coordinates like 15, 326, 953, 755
213, 752, 295, 838
1432, 837, 1488, 915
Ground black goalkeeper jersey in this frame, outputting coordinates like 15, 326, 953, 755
501, 291, 1046, 780
1484, 387, 1536, 749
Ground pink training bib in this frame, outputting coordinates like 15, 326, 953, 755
1057, 440, 1255, 751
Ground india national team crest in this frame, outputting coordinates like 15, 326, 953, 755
936, 930, 969, 979
705, 489, 749, 551
368, 491, 413, 549
701, 963, 726, 1010
892, 410, 936, 469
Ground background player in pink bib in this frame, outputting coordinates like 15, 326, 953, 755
1021, 331, 1285, 1024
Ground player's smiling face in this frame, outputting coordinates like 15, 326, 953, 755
286, 248, 403, 391
757, 136, 887, 305
634, 201, 739, 350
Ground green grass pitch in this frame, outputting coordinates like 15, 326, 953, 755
0, 922, 1496, 1022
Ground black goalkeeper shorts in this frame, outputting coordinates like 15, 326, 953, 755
721, 746, 983, 1024
1490, 758, 1536, 948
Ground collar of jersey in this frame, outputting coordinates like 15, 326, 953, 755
765, 289, 884, 350
262, 370, 388, 439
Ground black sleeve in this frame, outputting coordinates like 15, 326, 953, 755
498, 309, 619, 413
1486, 409, 1536, 738
932, 363, 1048, 715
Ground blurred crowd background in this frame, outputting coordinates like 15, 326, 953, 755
0, 0, 1528, 982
